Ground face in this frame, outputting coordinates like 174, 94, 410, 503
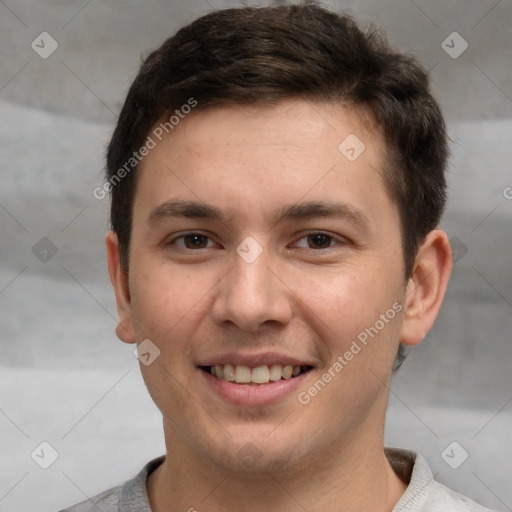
111, 99, 412, 473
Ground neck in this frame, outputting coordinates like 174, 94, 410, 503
148, 420, 407, 512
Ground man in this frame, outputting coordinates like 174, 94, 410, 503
63, 4, 494, 511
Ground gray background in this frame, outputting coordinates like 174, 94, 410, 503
1, 0, 511, 511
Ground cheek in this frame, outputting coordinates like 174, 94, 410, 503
129, 266, 213, 415
129, 262, 214, 344
293, 263, 383, 328
290, 261, 403, 366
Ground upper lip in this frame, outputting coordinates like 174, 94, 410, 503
198, 351, 316, 368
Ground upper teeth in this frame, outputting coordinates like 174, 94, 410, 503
210, 364, 304, 384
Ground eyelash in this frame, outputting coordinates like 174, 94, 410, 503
167, 231, 346, 251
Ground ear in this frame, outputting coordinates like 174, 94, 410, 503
400, 229, 453, 346
106, 231, 136, 344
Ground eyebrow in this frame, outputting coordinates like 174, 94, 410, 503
147, 199, 370, 230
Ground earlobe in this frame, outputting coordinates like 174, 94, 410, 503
106, 231, 136, 344
400, 230, 453, 346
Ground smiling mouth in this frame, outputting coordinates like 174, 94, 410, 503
200, 364, 312, 385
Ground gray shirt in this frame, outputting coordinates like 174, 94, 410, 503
59, 448, 495, 512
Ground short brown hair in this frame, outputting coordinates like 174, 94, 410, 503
106, 4, 449, 371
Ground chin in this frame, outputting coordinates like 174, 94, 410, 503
219, 447, 300, 474
202, 432, 310, 475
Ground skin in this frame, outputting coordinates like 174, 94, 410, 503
107, 99, 452, 512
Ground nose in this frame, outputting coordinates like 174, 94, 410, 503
211, 248, 293, 332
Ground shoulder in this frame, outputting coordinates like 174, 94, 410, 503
58, 485, 120, 512
424, 480, 496, 512
58, 456, 165, 512
388, 449, 496, 512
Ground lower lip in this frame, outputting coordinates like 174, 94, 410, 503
199, 368, 308, 406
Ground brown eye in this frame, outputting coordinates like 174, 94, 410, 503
306, 233, 333, 249
292, 232, 344, 251
167, 232, 220, 251
182, 234, 210, 249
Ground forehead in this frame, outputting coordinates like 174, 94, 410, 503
147, 99, 385, 164
134, 99, 394, 227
